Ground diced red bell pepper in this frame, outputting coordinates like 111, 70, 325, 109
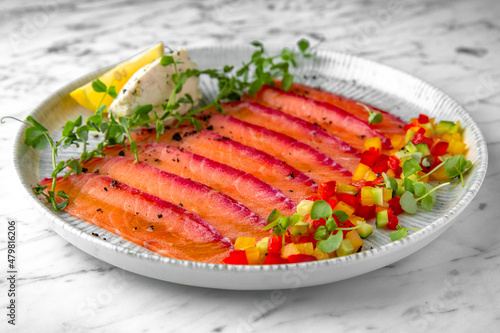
313, 218, 327, 230
338, 193, 358, 209
340, 221, 356, 237
372, 160, 389, 174
355, 204, 376, 220
418, 114, 429, 124
411, 132, 434, 148
268, 234, 283, 254
388, 155, 400, 170
306, 195, 321, 202
431, 141, 449, 156
223, 250, 248, 265
403, 121, 420, 131
388, 196, 404, 216
328, 197, 338, 210
318, 181, 337, 200
386, 215, 399, 230
417, 127, 426, 135
360, 148, 380, 168
287, 254, 317, 263
298, 235, 310, 244
263, 253, 288, 265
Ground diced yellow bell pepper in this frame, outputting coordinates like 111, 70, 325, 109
333, 201, 356, 216
353, 163, 370, 181
390, 135, 404, 150
245, 246, 261, 265
361, 186, 374, 206
234, 237, 256, 250
440, 133, 453, 143
296, 242, 314, 255
417, 171, 429, 183
312, 247, 329, 260
386, 169, 396, 178
281, 243, 300, 259
382, 188, 392, 205
336, 182, 359, 195
429, 166, 451, 181
346, 230, 364, 253
452, 132, 462, 142
349, 215, 365, 226
364, 170, 378, 181
364, 137, 382, 151
448, 140, 466, 155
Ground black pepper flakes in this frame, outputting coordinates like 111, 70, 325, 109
290, 172, 294, 179
154, 158, 160, 163
92, 232, 99, 237
157, 214, 163, 218
172, 132, 182, 141
104, 187, 108, 191
82, 167, 88, 173
118, 150, 125, 156
179, 203, 183, 207
289, 190, 293, 192
360, 135, 366, 139
97, 208, 103, 213
94, 169, 100, 174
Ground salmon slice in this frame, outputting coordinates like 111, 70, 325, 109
277, 80, 406, 137
104, 144, 296, 218
275, 80, 406, 137
205, 113, 353, 184
220, 101, 361, 173
244, 85, 392, 152
39, 174, 232, 263
133, 128, 318, 203
83, 157, 270, 241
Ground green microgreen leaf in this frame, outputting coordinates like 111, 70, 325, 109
317, 231, 343, 253
325, 216, 337, 232
403, 159, 423, 177
310, 200, 333, 220
400, 191, 418, 214
281, 73, 294, 91
368, 112, 383, 124
108, 86, 117, 99
314, 226, 329, 240
332, 210, 349, 223
92, 79, 107, 93
390, 227, 408, 241
161, 55, 175, 66
24, 127, 49, 150
413, 182, 428, 197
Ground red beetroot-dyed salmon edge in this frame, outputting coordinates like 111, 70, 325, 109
38, 174, 233, 263
133, 127, 318, 203
205, 113, 354, 184
103, 143, 297, 218
82, 156, 270, 241
220, 100, 361, 173
274, 80, 407, 134
245, 85, 393, 151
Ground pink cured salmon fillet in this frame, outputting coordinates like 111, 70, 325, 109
103, 144, 296, 219
244, 85, 393, 152
132, 128, 318, 204
83, 157, 270, 241
220, 101, 361, 173
275, 80, 406, 137
205, 113, 353, 184
39, 174, 233, 263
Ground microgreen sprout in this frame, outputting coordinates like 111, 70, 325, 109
356, 102, 383, 124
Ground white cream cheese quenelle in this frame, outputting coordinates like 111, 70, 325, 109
108, 49, 202, 123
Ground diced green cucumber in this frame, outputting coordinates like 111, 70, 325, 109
416, 143, 431, 156
435, 120, 455, 135
337, 239, 354, 257
404, 141, 418, 154
290, 222, 309, 235
376, 209, 389, 228
395, 150, 412, 161
256, 237, 269, 254
420, 122, 434, 136
371, 187, 384, 206
357, 223, 374, 239
405, 129, 416, 145
267, 209, 283, 223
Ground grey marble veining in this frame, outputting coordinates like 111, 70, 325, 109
1, 0, 499, 331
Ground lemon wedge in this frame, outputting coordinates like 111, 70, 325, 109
70, 42, 164, 112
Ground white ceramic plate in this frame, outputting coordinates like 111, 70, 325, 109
14, 45, 488, 290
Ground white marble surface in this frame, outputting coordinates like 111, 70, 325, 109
1, 0, 499, 331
